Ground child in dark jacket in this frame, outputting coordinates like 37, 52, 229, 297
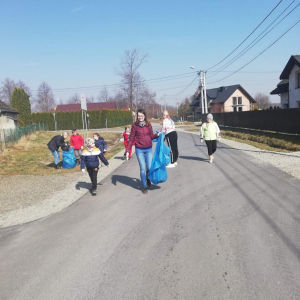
93, 133, 107, 155
81, 138, 109, 195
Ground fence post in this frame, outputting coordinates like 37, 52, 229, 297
105, 119, 107, 129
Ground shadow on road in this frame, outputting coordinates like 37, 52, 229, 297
75, 181, 91, 191
179, 156, 207, 162
111, 175, 161, 191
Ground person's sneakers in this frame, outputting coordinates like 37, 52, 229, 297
55, 163, 61, 169
146, 178, 152, 187
166, 164, 176, 168
174, 162, 178, 166
91, 189, 97, 196
142, 187, 148, 194
209, 158, 213, 163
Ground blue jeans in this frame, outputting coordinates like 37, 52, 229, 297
135, 147, 152, 187
49, 149, 60, 165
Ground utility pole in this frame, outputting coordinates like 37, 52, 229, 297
198, 71, 208, 114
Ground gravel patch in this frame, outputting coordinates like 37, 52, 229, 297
179, 128, 300, 180
0, 148, 133, 228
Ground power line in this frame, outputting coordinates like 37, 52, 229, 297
164, 76, 199, 97
207, 16, 300, 84
206, 0, 283, 70
207, 0, 299, 79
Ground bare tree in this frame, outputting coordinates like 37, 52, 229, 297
0, 78, 32, 104
254, 93, 271, 110
117, 49, 148, 114
35, 82, 55, 112
97, 87, 109, 102
87, 95, 95, 103
0, 78, 17, 104
67, 93, 80, 104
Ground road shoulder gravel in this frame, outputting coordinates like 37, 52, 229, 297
0, 148, 133, 228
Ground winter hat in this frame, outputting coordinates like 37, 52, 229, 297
86, 138, 95, 147
207, 113, 213, 120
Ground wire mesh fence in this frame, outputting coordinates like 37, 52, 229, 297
0, 123, 48, 149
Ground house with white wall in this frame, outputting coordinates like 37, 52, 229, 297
270, 55, 300, 109
0, 100, 19, 130
190, 84, 255, 119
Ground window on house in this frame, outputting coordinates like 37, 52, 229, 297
233, 107, 237, 112
238, 97, 242, 104
238, 107, 243, 112
297, 72, 300, 88
297, 101, 300, 108
233, 97, 237, 105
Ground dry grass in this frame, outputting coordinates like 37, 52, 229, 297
0, 131, 124, 176
221, 128, 300, 152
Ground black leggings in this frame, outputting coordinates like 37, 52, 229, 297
165, 131, 179, 163
205, 140, 217, 156
87, 167, 99, 190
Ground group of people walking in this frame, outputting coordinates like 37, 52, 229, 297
47, 110, 221, 195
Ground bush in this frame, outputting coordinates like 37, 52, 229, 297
31, 109, 132, 131
11, 88, 32, 127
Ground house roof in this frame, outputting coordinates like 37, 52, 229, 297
56, 102, 117, 112
270, 79, 289, 95
0, 100, 19, 114
190, 84, 255, 107
279, 55, 300, 79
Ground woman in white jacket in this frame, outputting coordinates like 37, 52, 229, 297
161, 110, 178, 168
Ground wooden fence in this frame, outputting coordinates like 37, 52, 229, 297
201, 109, 300, 134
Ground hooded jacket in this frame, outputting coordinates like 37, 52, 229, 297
126, 122, 158, 152
47, 135, 66, 152
70, 134, 84, 150
200, 121, 221, 140
95, 137, 107, 152
80, 147, 109, 169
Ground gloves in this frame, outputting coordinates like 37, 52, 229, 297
81, 146, 84, 150
104, 149, 107, 152
81, 169, 85, 174
200, 139, 204, 144
126, 152, 129, 161
218, 138, 221, 142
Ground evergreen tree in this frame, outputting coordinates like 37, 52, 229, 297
11, 88, 32, 127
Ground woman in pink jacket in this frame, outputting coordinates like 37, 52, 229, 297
126, 109, 159, 194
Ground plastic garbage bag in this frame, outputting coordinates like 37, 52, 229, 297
148, 133, 171, 184
62, 148, 76, 169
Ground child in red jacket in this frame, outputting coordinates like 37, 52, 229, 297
70, 129, 84, 166
123, 126, 134, 160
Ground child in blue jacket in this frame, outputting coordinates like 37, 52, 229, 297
81, 138, 109, 195
93, 133, 107, 155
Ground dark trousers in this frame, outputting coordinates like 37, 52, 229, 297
165, 131, 179, 163
87, 167, 99, 190
205, 140, 217, 156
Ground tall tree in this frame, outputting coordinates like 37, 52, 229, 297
0, 78, 16, 104
254, 93, 271, 110
97, 87, 109, 102
117, 49, 148, 115
35, 82, 55, 112
0, 78, 31, 104
67, 93, 80, 104
11, 88, 32, 126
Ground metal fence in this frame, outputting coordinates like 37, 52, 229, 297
201, 109, 300, 135
0, 123, 48, 149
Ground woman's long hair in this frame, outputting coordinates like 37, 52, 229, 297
135, 108, 150, 126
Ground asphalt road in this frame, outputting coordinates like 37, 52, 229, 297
1, 126, 300, 300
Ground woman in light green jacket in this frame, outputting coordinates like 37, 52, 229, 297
200, 113, 221, 163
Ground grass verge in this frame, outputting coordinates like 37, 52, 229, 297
0, 130, 124, 176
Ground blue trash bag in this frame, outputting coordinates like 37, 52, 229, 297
62, 148, 76, 169
148, 133, 171, 184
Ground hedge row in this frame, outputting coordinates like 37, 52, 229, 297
31, 109, 132, 131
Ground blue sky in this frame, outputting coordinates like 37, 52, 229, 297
0, 0, 299, 106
